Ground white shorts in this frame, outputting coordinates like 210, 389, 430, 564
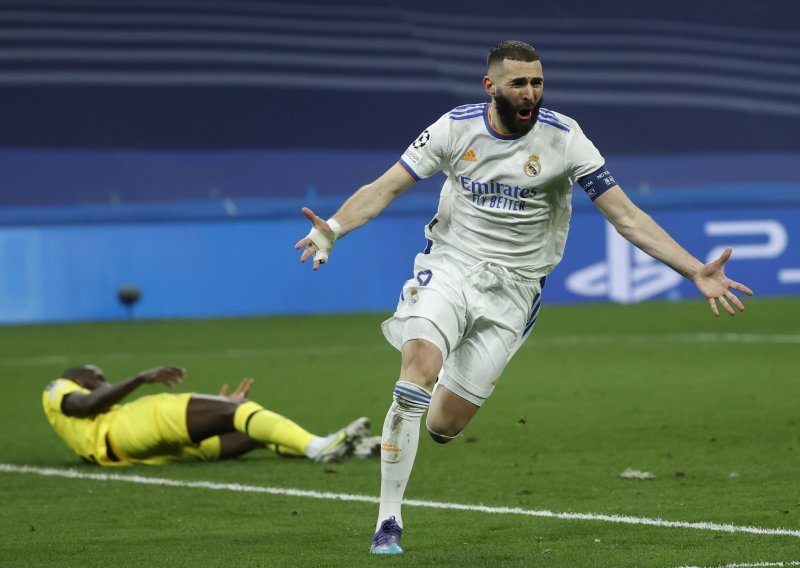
382, 246, 545, 406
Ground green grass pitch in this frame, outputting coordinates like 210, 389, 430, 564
1, 297, 798, 567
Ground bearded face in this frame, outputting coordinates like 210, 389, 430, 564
493, 88, 542, 135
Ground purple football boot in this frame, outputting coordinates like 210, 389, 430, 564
370, 516, 404, 555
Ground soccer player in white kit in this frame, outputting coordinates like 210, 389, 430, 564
295, 41, 753, 555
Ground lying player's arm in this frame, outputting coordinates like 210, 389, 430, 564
61, 366, 186, 417
295, 163, 416, 270
593, 186, 753, 315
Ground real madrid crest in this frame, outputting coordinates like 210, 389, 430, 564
408, 288, 419, 305
524, 154, 541, 177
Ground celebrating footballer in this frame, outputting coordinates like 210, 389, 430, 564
295, 40, 753, 555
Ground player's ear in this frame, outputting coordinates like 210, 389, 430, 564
483, 75, 495, 97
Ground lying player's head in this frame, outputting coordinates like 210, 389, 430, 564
484, 40, 543, 135
62, 365, 108, 390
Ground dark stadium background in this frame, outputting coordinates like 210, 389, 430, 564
0, 0, 797, 322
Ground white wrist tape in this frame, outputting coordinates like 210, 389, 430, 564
327, 217, 342, 240
307, 218, 341, 264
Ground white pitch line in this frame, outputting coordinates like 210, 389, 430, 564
682, 333, 800, 344
2, 463, 800, 540
676, 561, 800, 568
531, 333, 800, 347
524, 333, 800, 348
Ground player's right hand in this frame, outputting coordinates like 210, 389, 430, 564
219, 378, 253, 401
294, 207, 336, 271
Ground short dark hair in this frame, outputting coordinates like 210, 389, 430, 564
62, 366, 86, 380
62, 365, 95, 382
487, 40, 540, 69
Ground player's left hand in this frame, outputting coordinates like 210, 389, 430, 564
136, 366, 186, 387
219, 378, 253, 401
692, 247, 754, 317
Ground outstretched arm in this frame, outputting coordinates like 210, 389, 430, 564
594, 186, 753, 316
294, 163, 416, 270
61, 366, 186, 417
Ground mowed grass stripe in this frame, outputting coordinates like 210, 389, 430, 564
3, 332, 799, 367
4, 463, 800, 540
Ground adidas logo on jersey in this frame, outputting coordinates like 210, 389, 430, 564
459, 149, 477, 161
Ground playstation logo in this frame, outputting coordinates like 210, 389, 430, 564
565, 222, 683, 303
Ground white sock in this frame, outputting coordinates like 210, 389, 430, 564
303, 434, 333, 459
376, 380, 431, 531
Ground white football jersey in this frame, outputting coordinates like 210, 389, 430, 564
399, 103, 605, 279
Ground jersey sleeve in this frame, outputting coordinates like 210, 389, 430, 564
565, 122, 620, 201
564, 122, 606, 181
42, 379, 85, 414
398, 113, 451, 181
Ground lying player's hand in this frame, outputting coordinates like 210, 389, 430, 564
692, 247, 754, 317
136, 366, 186, 387
219, 378, 253, 401
294, 207, 336, 271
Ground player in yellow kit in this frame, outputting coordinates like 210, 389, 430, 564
42, 364, 378, 466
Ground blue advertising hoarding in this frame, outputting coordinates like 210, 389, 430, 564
558, 206, 799, 304
0, 192, 797, 324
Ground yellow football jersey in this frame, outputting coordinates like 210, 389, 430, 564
42, 379, 122, 466
42, 380, 220, 466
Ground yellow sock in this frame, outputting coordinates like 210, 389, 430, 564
233, 401, 314, 456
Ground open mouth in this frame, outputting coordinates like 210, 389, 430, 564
517, 108, 534, 121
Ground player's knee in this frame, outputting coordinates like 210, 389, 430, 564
401, 339, 442, 389
220, 399, 242, 420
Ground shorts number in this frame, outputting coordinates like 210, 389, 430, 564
416, 270, 433, 286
